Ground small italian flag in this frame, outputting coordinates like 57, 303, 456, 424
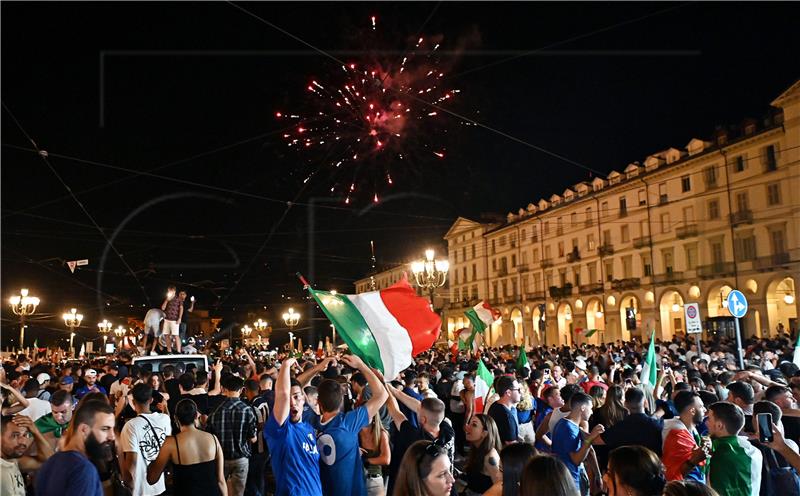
475, 358, 495, 413
516, 347, 530, 374
307, 275, 440, 381
640, 330, 657, 389
465, 301, 501, 334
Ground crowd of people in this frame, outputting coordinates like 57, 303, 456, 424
2, 330, 800, 496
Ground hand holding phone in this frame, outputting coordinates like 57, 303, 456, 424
758, 413, 774, 443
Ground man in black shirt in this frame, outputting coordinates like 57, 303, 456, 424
488, 375, 522, 445
386, 387, 454, 495
595, 387, 663, 455
765, 385, 800, 445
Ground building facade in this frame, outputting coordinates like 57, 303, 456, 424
443, 80, 800, 347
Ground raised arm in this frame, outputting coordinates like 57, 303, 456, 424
384, 384, 408, 430
340, 355, 387, 418
1, 383, 29, 414
535, 411, 553, 446
296, 357, 336, 388
272, 357, 297, 426
388, 383, 422, 415
208, 360, 223, 396
14, 416, 53, 471
569, 424, 604, 466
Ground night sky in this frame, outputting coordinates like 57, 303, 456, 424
2, 2, 798, 346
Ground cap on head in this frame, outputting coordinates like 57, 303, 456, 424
36, 373, 51, 385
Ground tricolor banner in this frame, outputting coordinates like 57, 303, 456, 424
307, 275, 440, 380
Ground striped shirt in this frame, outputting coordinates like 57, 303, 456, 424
207, 397, 258, 459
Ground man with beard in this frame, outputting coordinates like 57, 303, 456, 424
1, 415, 54, 496
662, 391, 710, 483
34, 390, 74, 451
35, 399, 115, 496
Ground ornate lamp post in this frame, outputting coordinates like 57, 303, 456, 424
410, 249, 449, 308
97, 319, 113, 353
253, 318, 268, 346
9, 288, 40, 348
283, 307, 300, 351
114, 325, 127, 349
63, 308, 83, 355
241, 325, 253, 346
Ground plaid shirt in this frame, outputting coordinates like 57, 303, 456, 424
207, 397, 258, 459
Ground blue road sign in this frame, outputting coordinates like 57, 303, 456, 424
727, 290, 748, 319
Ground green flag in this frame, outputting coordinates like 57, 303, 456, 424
583, 329, 597, 339
516, 348, 530, 373
640, 330, 657, 388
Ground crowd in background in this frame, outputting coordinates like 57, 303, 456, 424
3, 331, 800, 496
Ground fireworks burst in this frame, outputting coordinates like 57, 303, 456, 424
276, 16, 460, 204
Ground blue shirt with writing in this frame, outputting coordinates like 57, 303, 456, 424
265, 413, 322, 496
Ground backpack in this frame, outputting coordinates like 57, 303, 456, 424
754, 440, 800, 496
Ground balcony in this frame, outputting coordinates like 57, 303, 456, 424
516, 264, 529, 273
754, 253, 791, 270
676, 224, 698, 239
497, 267, 508, 277
612, 278, 641, 290
698, 262, 735, 278
549, 283, 574, 299
578, 283, 604, 295
633, 236, 651, 249
525, 291, 546, 301
730, 209, 753, 226
618, 209, 628, 219
567, 249, 581, 263
541, 258, 553, 268
599, 244, 614, 256
652, 271, 684, 284
504, 295, 522, 304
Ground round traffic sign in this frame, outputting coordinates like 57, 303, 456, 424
687, 305, 698, 319
727, 290, 748, 318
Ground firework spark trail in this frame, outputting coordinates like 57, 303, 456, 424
277, 16, 458, 205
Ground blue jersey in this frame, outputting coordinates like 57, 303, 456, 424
265, 413, 322, 496
36, 451, 103, 496
552, 418, 584, 492
316, 405, 370, 496
74, 384, 107, 399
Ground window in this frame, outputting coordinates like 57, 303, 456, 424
532, 225, 538, 242
735, 191, 749, 212
605, 260, 614, 281
661, 213, 671, 233
500, 236, 506, 247
736, 234, 757, 261
765, 145, 777, 171
544, 245, 551, 259
533, 248, 539, 262
491, 239, 496, 254
472, 245, 476, 258
642, 253, 652, 276
558, 270, 566, 287
708, 199, 720, 220
510, 233, 517, 247
588, 262, 597, 283
455, 271, 459, 284
685, 244, 697, 270
704, 166, 717, 188
587, 233, 595, 250
662, 249, 674, 273
711, 241, 724, 265
471, 264, 476, 280
511, 254, 517, 267
767, 183, 781, 205
658, 183, 668, 204
573, 268, 580, 287
603, 229, 612, 246
770, 226, 786, 255
585, 207, 593, 226
640, 220, 648, 238
472, 286, 478, 299
601, 201, 609, 217
511, 280, 518, 296
558, 241, 565, 258
522, 252, 528, 265
453, 251, 458, 264
622, 256, 632, 278
533, 273, 541, 292
734, 155, 746, 173
571, 237, 579, 249
683, 206, 695, 223
462, 267, 467, 283
492, 259, 497, 271
521, 229, 527, 241
570, 212, 577, 227
681, 175, 691, 192
543, 222, 550, 236
621, 225, 630, 242
638, 189, 646, 206
556, 218, 563, 236
500, 258, 508, 272
462, 247, 466, 261
492, 282, 498, 299
502, 281, 507, 297
619, 197, 628, 217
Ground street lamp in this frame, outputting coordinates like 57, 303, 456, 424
9, 288, 40, 348
241, 325, 253, 346
283, 308, 300, 351
63, 308, 83, 355
410, 249, 449, 308
97, 319, 113, 353
253, 319, 268, 332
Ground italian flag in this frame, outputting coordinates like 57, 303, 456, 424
464, 301, 501, 333
307, 276, 440, 380
640, 330, 657, 389
475, 358, 494, 413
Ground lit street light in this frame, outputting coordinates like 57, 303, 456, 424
283, 307, 300, 351
9, 288, 40, 348
63, 308, 83, 356
97, 320, 113, 353
411, 249, 449, 307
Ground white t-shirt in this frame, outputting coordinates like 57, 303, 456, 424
17, 397, 51, 421
450, 380, 465, 413
0, 457, 26, 496
120, 412, 172, 496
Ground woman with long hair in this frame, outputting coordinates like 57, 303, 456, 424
662, 480, 720, 496
393, 441, 454, 496
147, 399, 226, 496
462, 414, 502, 495
603, 446, 666, 496
483, 442, 537, 496
590, 384, 626, 472
520, 455, 579, 496
359, 413, 391, 496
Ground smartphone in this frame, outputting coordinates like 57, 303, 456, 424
544, 368, 551, 376
758, 413, 774, 443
